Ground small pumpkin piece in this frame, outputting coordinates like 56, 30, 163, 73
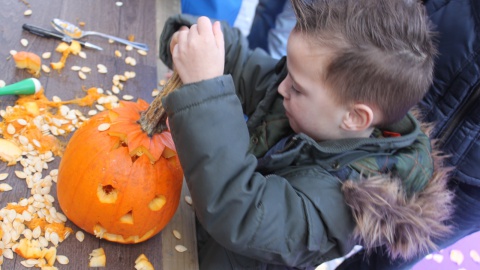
42, 247, 57, 266
89, 247, 106, 267
0, 138, 22, 165
135, 254, 154, 270
12, 51, 41, 77
14, 238, 43, 259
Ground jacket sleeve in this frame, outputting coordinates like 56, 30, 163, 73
159, 14, 283, 117
163, 76, 352, 267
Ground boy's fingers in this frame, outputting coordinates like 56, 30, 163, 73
175, 28, 189, 51
197, 16, 213, 36
170, 26, 190, 53
212, 21, 224, 49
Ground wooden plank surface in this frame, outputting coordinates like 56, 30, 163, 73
0, 0, 198, 269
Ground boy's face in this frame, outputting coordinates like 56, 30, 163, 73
278, 31, 348, 141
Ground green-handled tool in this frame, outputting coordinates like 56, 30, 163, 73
0, 78, 42, 96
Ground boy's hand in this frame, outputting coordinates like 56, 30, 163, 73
170, 16, 225, 84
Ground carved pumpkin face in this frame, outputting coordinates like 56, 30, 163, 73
57, 99, 183, 244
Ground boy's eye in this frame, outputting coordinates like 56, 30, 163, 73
291, 85, 300, 94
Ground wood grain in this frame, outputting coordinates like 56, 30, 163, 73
0, 0, 198, 269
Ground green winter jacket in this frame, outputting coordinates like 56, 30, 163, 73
160, 14, 453, 270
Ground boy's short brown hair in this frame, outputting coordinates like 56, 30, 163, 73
291, 0, 436, 125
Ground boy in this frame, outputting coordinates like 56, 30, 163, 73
160, 0, 453, 269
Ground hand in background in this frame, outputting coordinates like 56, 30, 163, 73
170, 16, 225, 84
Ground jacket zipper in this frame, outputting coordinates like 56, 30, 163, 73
440, 83, 480, 145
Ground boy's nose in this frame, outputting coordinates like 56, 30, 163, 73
278, 78, 289, 98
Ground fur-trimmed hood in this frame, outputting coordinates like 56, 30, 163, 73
341, 112, 454, 260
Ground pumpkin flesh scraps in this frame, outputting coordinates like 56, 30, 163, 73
57, 99, 183, 244
0, 87, 106, 160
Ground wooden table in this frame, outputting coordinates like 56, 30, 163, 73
0, 0, 198, 269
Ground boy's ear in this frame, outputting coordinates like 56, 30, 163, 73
340, 104, 374, 131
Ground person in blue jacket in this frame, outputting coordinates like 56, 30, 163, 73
336, 0, 480, 269
181, 0, 242, 26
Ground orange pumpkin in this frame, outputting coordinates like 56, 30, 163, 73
57, 95, 184, 244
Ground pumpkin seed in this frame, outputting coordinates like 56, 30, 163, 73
81, 66, 92, 73
97, 64, 108, 73
152, 89, 160, 97
137, 49, 147, 56
17, 118, 28, 125
122, 95, 134, 101
42, 64, 51, 73
78, 71, 87, 80
76, 231, 85, 242
175, 244, 188, 253
15, 170, 27, 179
79, 51, 87, 59
115, 50, 122, 57
184, 195, 193, 205
125, 45, 133, 51
10, 50, 17, 56
0, 173, 8, 180
24, 9, 32, 16
0, 183, 13, 192
57, 255, 69, 264
3, 248, 14, 259
7, 123, 16, 134
42, 52, 51, 59
21, 38, 29, 47
173, 230, 182, 239
112, 85, 120, 94
97, 123, 111, 131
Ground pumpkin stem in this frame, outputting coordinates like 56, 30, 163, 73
139, 72, 183, 136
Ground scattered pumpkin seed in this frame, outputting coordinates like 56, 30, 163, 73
0, 173, 8, 180
0, 183, 13, 192
173, 230, 182, 240
125, 45, 133, 51
137, 49, 147, 56
42, 64, 51, 73
152, 89, 160, 97
184, 195, 193, 205
42, 52, 51, 59
97, 123, 111, 131
122, 95, 134, 101
24, 9, 32, 16
7, 123, 16, 134
81, 66, 91, 73
57, 255, 70, 264
21, 38, 29, 47
76, 231, 85, 242
78, 71, 87, 80
175, 244, 188, 253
